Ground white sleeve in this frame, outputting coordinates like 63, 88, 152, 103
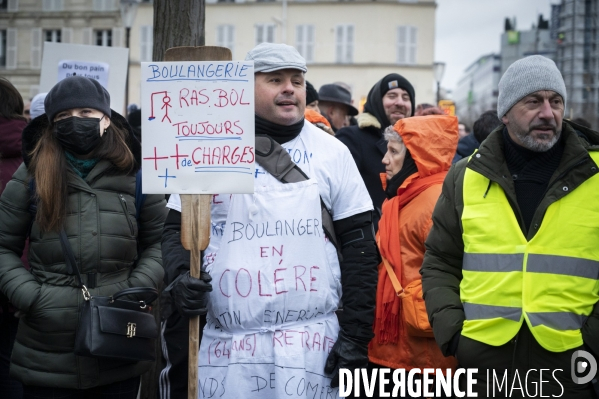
166, 194, 181, 212
329, 145, 374, 221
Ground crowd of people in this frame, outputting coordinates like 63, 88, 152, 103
0, 43, 597, 399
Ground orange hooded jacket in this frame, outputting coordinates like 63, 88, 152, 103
368, 115, 459, 371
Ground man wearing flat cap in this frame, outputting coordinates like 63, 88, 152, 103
161, 42, 378, 398
422, 55, 599, 398
318, 83, 359, 133
336, 73, 415, 220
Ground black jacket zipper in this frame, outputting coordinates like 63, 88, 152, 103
118, 194, 135, 236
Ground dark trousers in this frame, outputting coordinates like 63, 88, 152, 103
455, 324, 596, 399
22, 376, 140, 399
0, 311, 23, 399
159, 312, 205, 399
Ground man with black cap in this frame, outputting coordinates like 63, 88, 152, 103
305, 80, 320, 112
318, 83, 359, 133
336, 73, 415, 218
161, 42, 378, 398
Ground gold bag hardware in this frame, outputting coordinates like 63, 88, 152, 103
127, 322, 137, 338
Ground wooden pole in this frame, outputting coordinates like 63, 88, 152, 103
164, 46, 232, 399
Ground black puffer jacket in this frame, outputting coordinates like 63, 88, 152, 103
336, 113, 388, 216
0, 113, 167, 389
452, 133, 480, 163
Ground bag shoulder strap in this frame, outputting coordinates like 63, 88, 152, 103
255, 135, 309, 183
58, 229, 84, 288
134, 169, 146, 225
381, 255, 405, 298
376, 236, 405, 297
27, 178, 37, 237
254, 134, 340, 257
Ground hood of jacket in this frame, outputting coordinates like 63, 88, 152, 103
0, 117, 27, 159
395, 115, 459, 177
21, 111, 141, 171
357, 112, 382, 131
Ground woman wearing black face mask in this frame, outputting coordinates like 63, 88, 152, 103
0, 76, 167, 398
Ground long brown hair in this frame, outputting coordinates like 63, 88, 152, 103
29, 118, 136, 232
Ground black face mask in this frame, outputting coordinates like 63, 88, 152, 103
54, 116, 103, 155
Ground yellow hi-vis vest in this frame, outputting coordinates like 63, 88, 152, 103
461, 152, 599, 352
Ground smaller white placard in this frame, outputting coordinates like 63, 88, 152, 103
39, 42, 129, 113
57, 60, 110, 88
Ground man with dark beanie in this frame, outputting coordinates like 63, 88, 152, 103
160, 43, 378, 398
336, 73, 415, 220
422, 55, 599, 398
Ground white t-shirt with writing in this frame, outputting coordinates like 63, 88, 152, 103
168, 122, 372, 398
167, 121, 373, 268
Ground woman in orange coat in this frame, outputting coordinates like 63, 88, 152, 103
367, 115, 458, 397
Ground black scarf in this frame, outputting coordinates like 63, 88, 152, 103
502, 128, 564, 232
385, 150, 418, 198
255, 114, 304, 145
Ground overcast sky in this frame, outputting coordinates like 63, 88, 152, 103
435, 0, 556, 92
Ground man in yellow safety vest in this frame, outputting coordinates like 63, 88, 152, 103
422, 55, 599, 398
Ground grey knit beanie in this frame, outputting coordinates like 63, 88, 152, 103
45, 76, 111, 122
497, 55, 566, 118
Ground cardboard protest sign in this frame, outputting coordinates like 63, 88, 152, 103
39, 42, 128, 113
140, 61, 255, 194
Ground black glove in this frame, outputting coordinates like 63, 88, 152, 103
324, 330, 369, 388
165, 271, 212, 317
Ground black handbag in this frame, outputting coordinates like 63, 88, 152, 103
58, 230, 159, 361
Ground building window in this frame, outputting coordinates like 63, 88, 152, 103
0, 30, 6, 67
45, 29, 61, 43
93, 0, 116, 11
336, 25, 354, 64
43, 0, 63, 11
296, 24, 314, 63
3, 0, 18, 11
397, 25, 417, 65
217, 25, 235, 57
255, 24, 275, 46
95, 30, 112, 47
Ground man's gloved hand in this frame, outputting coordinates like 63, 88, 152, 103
324, 330, 370, 388
165, 271, 212, 317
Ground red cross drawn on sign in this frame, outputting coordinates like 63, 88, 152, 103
143, 147, 169, 170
